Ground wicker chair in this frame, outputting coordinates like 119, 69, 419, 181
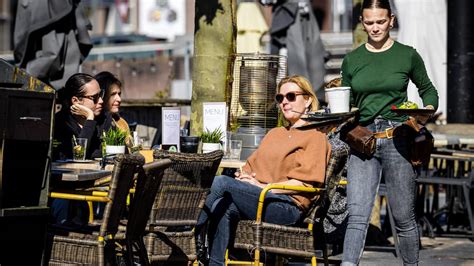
45, 154, 145, 265
145, 150, 224, 263
123, 158, 172, 265
229, 137, 349, 266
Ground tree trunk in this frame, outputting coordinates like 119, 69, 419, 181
190, 0, 237, 136
352, 0, 366, 48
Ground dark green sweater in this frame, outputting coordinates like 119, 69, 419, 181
341, 41, 439, 124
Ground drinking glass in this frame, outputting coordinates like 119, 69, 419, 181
72, 137, 87, 161
229, 140, 242, 160
223, 132, 232, 159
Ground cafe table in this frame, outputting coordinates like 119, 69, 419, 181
51, 167, 112, 182
427, 123, 474, 148
51, 160, 114, 185
219, 159, 246, 170
52, 160, 114, 171
416, 153, 474, 239
433, 133, 474, 148
49, 160, 115, 222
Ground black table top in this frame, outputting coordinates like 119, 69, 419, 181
51, 167, 112, 181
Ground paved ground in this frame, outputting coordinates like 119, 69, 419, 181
283, 236, 474, 266
333, 236, 474, 266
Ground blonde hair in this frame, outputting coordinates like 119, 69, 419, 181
277, 75, 319, 112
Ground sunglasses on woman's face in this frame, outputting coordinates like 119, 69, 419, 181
275, 91, 307, 104
81, 90, 104, 104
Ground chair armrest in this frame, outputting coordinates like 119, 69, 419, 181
49, 191, 110, 202
255, 185, 325, 224
94, 175, 112, 186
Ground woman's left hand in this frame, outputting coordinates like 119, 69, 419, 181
238, 175, 266, 188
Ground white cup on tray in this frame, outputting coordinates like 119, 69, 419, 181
325, 87, 350, 113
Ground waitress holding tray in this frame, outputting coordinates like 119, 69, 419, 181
340, 0, 439, 265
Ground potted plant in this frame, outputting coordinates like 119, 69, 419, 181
102, 127, 128, 155
200, 127, 223, 153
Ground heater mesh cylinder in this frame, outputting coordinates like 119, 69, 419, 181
229, 53, 287, 134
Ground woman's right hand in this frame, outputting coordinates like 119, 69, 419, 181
235, 171, 266, 188
235, 170, 256, 180
71, 104, 94, 120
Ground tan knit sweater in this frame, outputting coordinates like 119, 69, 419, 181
242, 126, 331, 211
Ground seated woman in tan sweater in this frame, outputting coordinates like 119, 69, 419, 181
196, 75, 331, 265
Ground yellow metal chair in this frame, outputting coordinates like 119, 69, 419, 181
46, 155, 173, 265
50, 161, 139, 223
45, 154, 144, 265
228, 138, 349, 266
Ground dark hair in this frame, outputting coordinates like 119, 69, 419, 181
95, 71, 122, 92
94, 71, 122, 111
361, 0, 392, 15
59, 73, 95, 106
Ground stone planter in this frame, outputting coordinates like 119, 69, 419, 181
202, 143, 221, 153
106, 145, 126, 155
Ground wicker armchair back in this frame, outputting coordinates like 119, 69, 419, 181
46, 154, 145, 266
145, 150, 224, 262
305, 136, 350, 224
101, 154, 145, 236
150, 150, 224, 225
124, 159, 172, 265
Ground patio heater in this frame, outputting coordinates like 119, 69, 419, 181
228, 53, 287, 159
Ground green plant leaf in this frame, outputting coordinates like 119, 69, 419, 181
102, 127, 128, 146
200, 127, 224, 143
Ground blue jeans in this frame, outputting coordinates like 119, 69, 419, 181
197, 175, 302, 265
342, 117, 419, 266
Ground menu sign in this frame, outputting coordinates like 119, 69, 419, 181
203, 102, 227, 142
162, 107, 181, 151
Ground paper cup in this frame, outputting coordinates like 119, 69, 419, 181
325, 87, 350, 113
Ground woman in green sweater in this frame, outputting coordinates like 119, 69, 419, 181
341, 0, 438, 265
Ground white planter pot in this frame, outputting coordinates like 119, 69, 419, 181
202, 143, 221, 153
106, 145, 126, 155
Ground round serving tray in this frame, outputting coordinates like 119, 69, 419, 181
391, 108, 435, 124
391, 109, 435, 116
302, 110, 357, 122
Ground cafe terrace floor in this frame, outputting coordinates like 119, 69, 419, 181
353, 236, 474, 266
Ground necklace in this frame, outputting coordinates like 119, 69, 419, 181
366, 38, 394, 52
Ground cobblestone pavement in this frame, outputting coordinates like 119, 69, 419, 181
353, 237, 474, 266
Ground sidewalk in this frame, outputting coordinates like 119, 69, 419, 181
351, 236, 474, 265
